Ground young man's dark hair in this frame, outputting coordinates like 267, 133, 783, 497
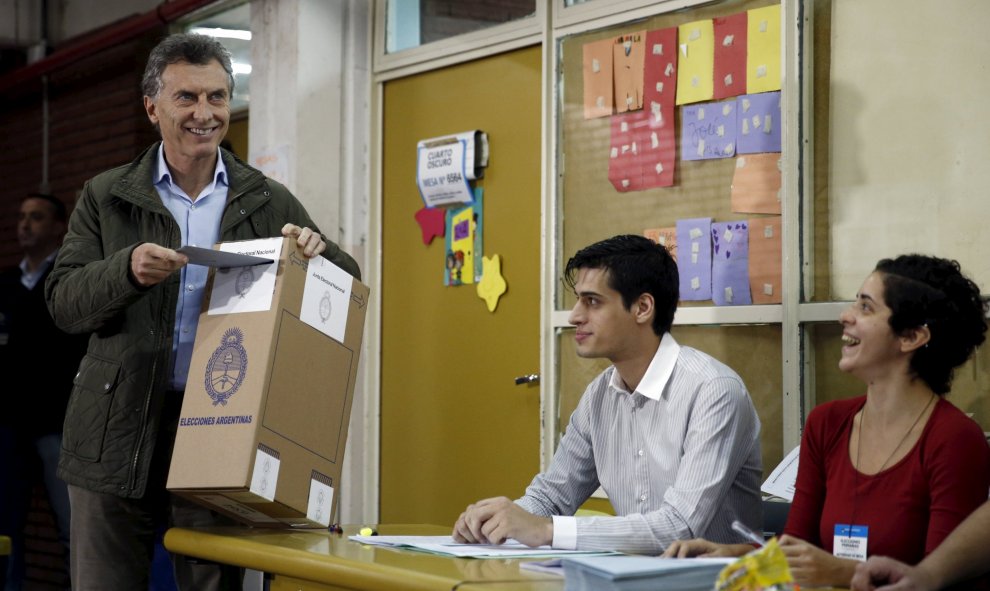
564, 234, 679, 336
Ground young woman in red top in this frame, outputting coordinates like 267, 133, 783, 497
664, 255, 990, 589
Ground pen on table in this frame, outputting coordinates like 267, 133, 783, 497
731, 520, 765, 547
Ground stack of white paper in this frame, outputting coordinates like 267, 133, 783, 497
561, 555, 734, 591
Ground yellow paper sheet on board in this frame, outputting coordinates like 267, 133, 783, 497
747, 4, 781, 93
675, 19, 714, 105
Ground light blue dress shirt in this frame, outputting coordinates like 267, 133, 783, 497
152, 145, 228, 390
19, 251, 57, 290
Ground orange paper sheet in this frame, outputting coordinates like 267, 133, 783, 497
583, 38, 614, 119
731, 153, 781, 214
748, 216, 782, 304
644, 227, 678, 261
613, 31, 646, 114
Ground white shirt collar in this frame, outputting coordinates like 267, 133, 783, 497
608, 332, 680, 401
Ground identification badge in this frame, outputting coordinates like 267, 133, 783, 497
833, 524, 868, 561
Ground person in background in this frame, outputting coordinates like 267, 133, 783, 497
45, 33, 359, 591
850, 499, 990, 590
453, 234, 763, 554
664, 255, 990, 589
0, 194, 88, 591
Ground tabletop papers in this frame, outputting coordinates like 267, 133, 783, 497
348, 535, 612, 559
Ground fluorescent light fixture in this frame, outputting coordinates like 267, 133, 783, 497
190, 27, 252, 41
231, 62, 252, 75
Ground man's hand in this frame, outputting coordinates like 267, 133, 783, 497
452, 497, 553, 548
779, 534, 857, 588
282, 224, 326, 258
851, 556, 937, 591
662, 539, 752, 558
130, 243, 188, 287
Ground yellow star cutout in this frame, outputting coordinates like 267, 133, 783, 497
476, 254, 507, 312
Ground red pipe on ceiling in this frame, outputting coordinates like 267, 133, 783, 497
0, 0, 221, 93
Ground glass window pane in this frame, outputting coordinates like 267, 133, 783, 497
184, 3, 251, 113
386, 0, 536, 53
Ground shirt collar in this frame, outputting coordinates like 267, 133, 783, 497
608, 332, 680, 401
154, 144, 228, 193
19, 250, 58, 288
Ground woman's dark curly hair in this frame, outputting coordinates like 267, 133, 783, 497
875, 254, 988, 394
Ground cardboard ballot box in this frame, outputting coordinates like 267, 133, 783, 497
167, 237, 368, 528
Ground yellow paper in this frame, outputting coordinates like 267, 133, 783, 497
477, 255, 507, 312
675, 19, 715, 105
746, 5, 781, 93
715, 538, 794, 591
449, 206, 475, 285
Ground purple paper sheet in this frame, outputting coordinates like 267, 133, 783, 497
736, 91, 781, 154
676, 218, 712, 301
711, 221, 752, 306
680, 100, 737, 161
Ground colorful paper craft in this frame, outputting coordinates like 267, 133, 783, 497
712, 221, 752, 306
477, 254, 508, 312
444, 191, 483, 286
613, 31, 646, 114
414, 206, 446, 245
583, 38, 614, 119
675, 19, 714, 105
713, 12, 747, 100
644, 226, 678, 261
681, 100, 737, 160
640, 27, 678, 188
730, 154, 782, 214
748, 216, 782, 305
746, 4, 781, 94
737, 91, 781, 154
676, 218, 712, 301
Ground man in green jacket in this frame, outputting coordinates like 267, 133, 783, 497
45, 33, 359, 591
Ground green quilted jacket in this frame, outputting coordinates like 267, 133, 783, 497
45, 143, 360, 498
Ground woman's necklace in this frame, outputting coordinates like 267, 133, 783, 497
856, 393, 936, 474
850, 393, 936, 528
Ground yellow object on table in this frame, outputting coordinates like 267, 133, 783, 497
0, 535, 9, 556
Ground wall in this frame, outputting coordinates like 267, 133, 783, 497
827, 0, 990, 297
0, 32, 161, 269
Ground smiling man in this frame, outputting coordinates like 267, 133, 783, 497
45, 34, 359, 591
452, 234, 763, 554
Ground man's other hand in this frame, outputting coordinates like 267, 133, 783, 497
130, 243, 188, 287
452, 497, 553, 548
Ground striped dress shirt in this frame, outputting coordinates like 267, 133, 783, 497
516, 333, 763, 554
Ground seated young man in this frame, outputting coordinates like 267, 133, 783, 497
452, 234, 763, 554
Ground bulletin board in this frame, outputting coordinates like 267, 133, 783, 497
559, 0, 782, 311
556, 0, 785, 471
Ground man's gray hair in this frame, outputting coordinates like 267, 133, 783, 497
141, 33, 234, 100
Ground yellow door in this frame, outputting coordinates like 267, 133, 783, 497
381, 46, 542, 525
